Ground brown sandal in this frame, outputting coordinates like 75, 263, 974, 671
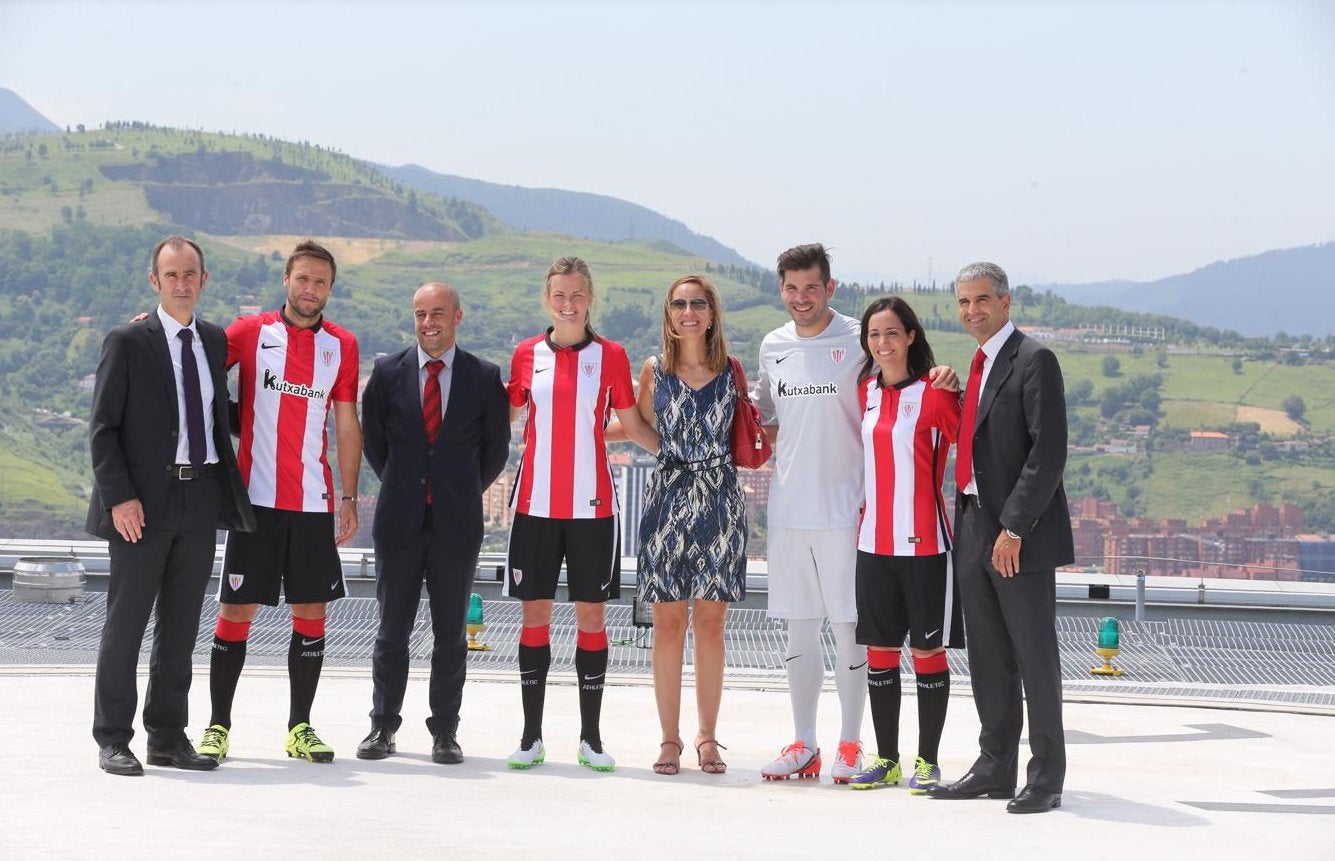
653, 740, 683, 775
696, 739, 728, 774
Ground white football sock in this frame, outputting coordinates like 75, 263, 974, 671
784, 618, 824, 749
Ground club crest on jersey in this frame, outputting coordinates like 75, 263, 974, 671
902, 402, 916, 418
830, 347, 847, 365
512, 568, 523, 585
228, 572, 244, 591
321, 349, 335, 367
582, 362, 597, 377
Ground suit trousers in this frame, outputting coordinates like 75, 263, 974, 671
92, 474, 222, 748
955, 500, 1066, 793
370, 514, 474, 735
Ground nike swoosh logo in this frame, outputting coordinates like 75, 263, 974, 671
582, 673, 605, 682
599, 578, 613, 591
261, 342, 282, 350
869, 667, 893, 676
534, 367, 550, 374
775, 354, 792, 364
866, 404, 880, 412
520, 669, 540, 676
926, 629, 941, 639
784, 654, 802, 663
848, 661, 868, 671
301, 637, 323, 646
330, 581, 341, 590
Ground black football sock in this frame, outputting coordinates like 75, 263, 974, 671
209, 618, 250, 729
915, 669, 950, 765
288, 617, 325, 730
518, 625, 551, 747
867, 650, 902, 763
575, 629, 609, 749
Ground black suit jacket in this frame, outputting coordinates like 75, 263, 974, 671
86, 314, 255, 539
362, 345, 509, 548
956, 327, 1074, 571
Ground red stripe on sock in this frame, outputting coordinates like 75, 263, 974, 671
577, 628, 608, 651
519, 625, 551, 647
292, 616, 325, 638
215, 618, 251, 642
868, 648, 901, 670
913, 652, 949, 675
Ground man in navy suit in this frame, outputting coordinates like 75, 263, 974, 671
356, 281, 510, 763
88, 236, 255, 775
928, 262, 1073, 813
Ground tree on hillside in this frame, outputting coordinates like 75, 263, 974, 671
1101, 355, 1121, 377
1232, 356, 1243, 374
1283, 394, 1306, 423
1067, 378, 1094, 407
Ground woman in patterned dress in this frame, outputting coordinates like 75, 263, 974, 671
635, 274, 748, 776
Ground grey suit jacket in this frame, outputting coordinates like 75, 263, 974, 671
86, 314, 255, 540
956, 327, 1074, 571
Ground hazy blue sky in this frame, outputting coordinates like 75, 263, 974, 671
2, 0, 1332, 285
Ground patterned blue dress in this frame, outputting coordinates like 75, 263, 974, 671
637, 357, 747, 602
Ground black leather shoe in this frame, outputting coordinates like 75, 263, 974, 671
356, 727, 396, 760
431, 731, 463, 764
1007, 785, 1062, 813
146, 739, 219, 770
99, 743, 144, 776
926, 771, 1015, 800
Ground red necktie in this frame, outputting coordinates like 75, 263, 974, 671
423, 359, 444, 502
955, 348, 987, 491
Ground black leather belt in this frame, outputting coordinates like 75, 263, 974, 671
659, 453, 732, 474
169, 463, 219, 480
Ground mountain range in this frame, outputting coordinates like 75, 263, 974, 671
382, 164, 753, 267
1, 87, 1330, 337
0, 88, 59, 135
1040, 243, 1335, 338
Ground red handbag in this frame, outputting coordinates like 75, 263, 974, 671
728, 356, 773, 469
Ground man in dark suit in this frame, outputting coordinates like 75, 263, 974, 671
356, 281, 510, 764
89, 236, 255, 776
928, 262, 1073, 813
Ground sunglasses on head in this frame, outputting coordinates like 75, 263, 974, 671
669, 297, 710, 311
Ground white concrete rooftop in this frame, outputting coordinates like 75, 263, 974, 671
3, 664, 1332, 860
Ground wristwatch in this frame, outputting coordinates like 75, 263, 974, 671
1005, 528, 1021, 540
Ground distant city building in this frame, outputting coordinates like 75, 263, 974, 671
736, 466, 774, 510
612, 452, 655, 558
1295, 535, 1335, 583
1187, 430, 1232, 452
1073, 497, 1314, 581
482, 472, 513, 528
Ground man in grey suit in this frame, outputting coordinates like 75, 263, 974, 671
928, 262, 1073, 813
356, 281, 510, 764
88, 236, 255, 775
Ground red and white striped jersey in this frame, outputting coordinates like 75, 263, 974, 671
507, 331, 635, 519
227, 311, 359, 513
857, 375, 961, 556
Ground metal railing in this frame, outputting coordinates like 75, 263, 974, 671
3, 537, 1334, 614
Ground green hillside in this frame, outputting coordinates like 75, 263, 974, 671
0, 124, 501, 240
1, 124, 1333, 538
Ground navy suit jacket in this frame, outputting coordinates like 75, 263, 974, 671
86, 313, 255, 539
955, 327, 1074, 571
362, 345, 510, 549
